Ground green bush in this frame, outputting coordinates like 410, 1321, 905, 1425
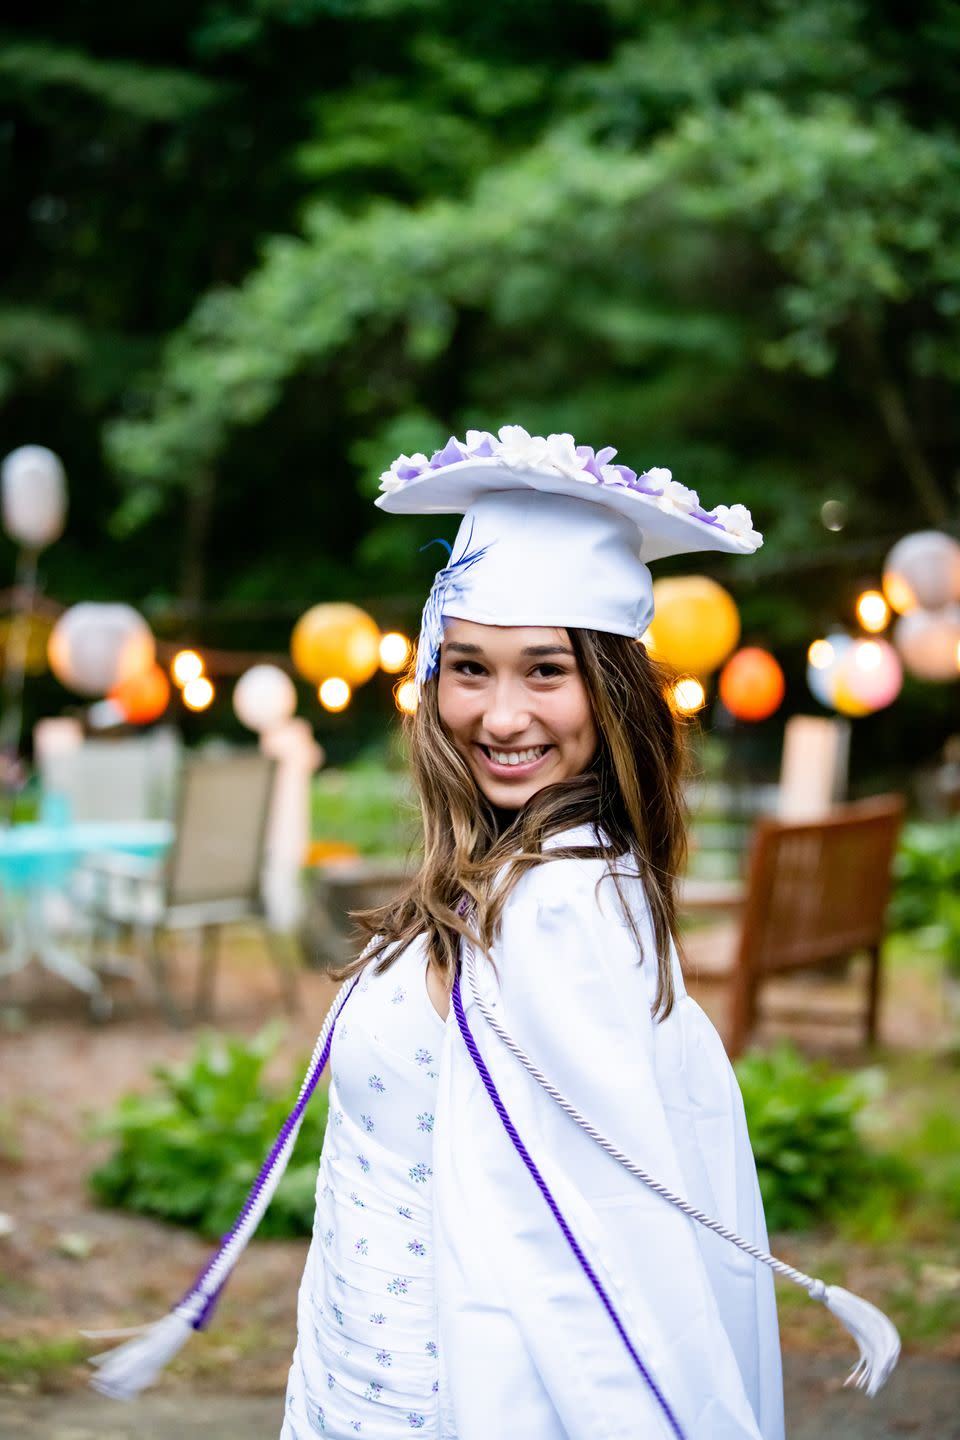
735, 1045, 909, 1233
311, 760, 418, 859
90, 1025, 326, 1239
890, 821, 960, 974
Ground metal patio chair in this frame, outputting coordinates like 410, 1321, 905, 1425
77, 751, 298, 1023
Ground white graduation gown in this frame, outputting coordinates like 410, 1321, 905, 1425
433, 833, 784, 1440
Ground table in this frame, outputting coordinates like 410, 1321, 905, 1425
0, 820, 173, 1013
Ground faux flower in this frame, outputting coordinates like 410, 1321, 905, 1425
658, 479, 700, 515
378, 452, 431, 492
544, 431, 591, 479
710, 503, 763, 545
464, 428, 496, 457
495, 425, 550, 469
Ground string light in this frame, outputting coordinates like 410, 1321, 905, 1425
808, 639, 834, 670
379, 632, 411, 674
395, 680, 418, 714
670, 676, 706, 715
855, 590, 890, 634
182, 675, 214, 711
319, 677, 351, 713
172, 649, 204, 687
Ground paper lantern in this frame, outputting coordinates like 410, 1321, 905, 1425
894, 605, 960, 681
669, 675, 707, 715
233, 664, 297, 733
1, 445, 67, 549
110, 663, 171, 724
646, 577, 740, 675
291, 604, 381, 686
882, 531, 960, 615
48, 603, 154, 697
837, 638, 902, 713
719, 648, 785, 721
318, 677, 351, 712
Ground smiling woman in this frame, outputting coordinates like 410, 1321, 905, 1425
94, 428, 897, 1438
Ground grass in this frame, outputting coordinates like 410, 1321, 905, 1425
0, 1336, 89, 1389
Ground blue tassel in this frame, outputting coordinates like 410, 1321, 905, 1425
415, 526, 490, 692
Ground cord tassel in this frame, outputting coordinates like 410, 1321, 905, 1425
817, 1283, 901, 1398
88, 1309, 195, 1400
86, 974, 359, 1400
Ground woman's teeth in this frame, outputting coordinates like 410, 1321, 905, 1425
488, 746, 547, 766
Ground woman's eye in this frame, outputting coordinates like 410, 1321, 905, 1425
531, 664, 565, 679
451, 660, 485, 676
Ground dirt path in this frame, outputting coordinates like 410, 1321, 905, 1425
0, 1355, 957, 1438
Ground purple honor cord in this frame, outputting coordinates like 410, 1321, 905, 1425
451, 965, 686, 1440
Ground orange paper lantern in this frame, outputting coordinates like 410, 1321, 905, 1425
646, 577, 740, 675
719, 647, 785, 722
110, 663, 171, 725
291, 603, 381, 686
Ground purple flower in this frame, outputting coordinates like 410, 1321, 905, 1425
417, 1112, 434, 1133
414, 1048, 433, 1067
391, 988, 406, 1004
354, 1237, 368, 1255
408, 1162, 432, 1184
350, 1191, 365, 1208
360, 1113, 375, 1133
364, 1381, 383, 1401
333, 1108, 344, 1127
316, 1404, 325, 1430
407, 1416, 426, 1429
327, 1372, 335, 1390
387, 1276, 409, 1295
425, 1340, 438, 1358
369, 1311, 386, 1325
322, 1228, 334, 1246
431, 1380, 439, 1394
350, 1425, 362, 1434
331, 1304, 344, 1326
368, 1074, 385, 1093
357, 1154, 371, 1173
407, 1238, 426, 1257
429, 436, 467, 469
375, 1349, 392, 1367
397, 1205, 413, 1220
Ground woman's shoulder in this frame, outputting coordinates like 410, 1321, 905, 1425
507, 824, 644, 925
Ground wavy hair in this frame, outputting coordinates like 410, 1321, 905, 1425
343, 629, 689, 1019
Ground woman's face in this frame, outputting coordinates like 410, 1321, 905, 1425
436, 620, 598, 811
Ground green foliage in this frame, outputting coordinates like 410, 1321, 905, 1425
735, 1044, 906, 1232
89, 1025, 326, 1239
312, 760, 419, 858
890, 821, 960, 973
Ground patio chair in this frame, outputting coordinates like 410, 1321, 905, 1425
76, 751, 298, 1023
681, 794, 905, 1057
36, 726, 182, 823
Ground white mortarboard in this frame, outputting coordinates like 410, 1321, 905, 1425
375, 425, 763, 689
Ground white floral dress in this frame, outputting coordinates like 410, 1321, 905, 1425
281, 937, 447, 1439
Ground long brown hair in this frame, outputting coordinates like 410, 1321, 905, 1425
344, 630, 689, 1018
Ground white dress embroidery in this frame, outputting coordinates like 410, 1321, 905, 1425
281, 938, 446, 1438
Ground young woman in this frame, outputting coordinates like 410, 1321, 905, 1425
91, 428, 897, 1438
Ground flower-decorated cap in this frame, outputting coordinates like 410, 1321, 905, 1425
376, 426, 762, 689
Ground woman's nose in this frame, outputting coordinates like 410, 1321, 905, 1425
483, 681, 532, 738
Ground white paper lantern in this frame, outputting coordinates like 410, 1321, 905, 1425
233, 664, 297, 733
893, 604, 960, 681
48, 603, 155, 697
806, 633, 852, 709
1, 446, 68, 548
883, 531, 960, 614
837, 638, 903, 712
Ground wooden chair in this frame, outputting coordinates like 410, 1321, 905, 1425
681, 795, 905, 1057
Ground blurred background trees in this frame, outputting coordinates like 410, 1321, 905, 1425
2, 0, 958, 761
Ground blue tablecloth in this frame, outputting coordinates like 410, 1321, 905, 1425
0, 821, 173, 892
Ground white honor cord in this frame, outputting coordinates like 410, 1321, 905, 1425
460, 941, 901, 1397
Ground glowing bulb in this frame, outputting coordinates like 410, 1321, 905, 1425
172, 649, 204, 687
671, 676, 706, 715
182, 675, 214, 711
856, 590, 890, 633
395, 679, 418, 714
319, 677, 351, 712
854, 640, 883, 671
379, 632, 411, 674
808, 639, 834, 670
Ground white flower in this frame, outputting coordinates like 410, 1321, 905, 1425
600, 464, 628, 486
658, 479, 700, 515
643, 467, 673, 487
379, 472, 404, 493
495, 425, 550, 469
544, 431, 588, 479
378, 451, 430, 493
711, 503, 763, 546
464, 429, 497, 455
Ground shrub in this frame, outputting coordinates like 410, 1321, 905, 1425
90, 1025, 325, 1239
890, 820, 960, 974
734, 1044, 909, 1232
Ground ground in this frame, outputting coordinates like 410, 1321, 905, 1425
1, 929, 957, 1437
